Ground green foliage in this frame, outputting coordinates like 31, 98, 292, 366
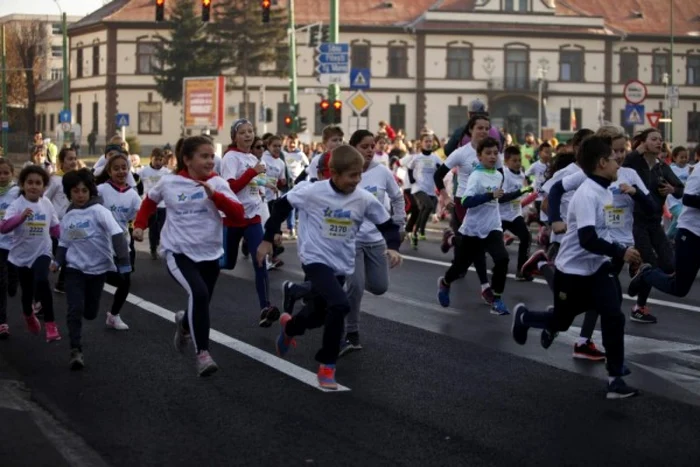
125, 136, 141, 156
152, 0, 228, 104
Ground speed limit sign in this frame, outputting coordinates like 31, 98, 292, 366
60, 122, 71, 132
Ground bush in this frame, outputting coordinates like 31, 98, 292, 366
125, 136, 141, 155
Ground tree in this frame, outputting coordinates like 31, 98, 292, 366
6, 20, 48, 133
152, 0, 228, 105
213, 0, 288, 121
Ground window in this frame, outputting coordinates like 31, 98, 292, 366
448, 105, 468, 134
138, 101, 162, 135
504, 0, 528, 12
51, 23, 62, 35
687, 55, 700, 86
76, 48, 83, 78
351, 44, 370, 69
387, 46, 408, 78
652, 51, 669, 84
52, 46, 62, 58
505, 47, 529, 90
136, 42, 158, 75
41, 114, 47, 132
238, 102, 256, 122
76, 103, 82, 126
50, 68, 63, 80
389, 104, 406, 135
92, 102, 99, 133
619, 109, 635, 138
446, 47, 472, 79
688, 111, 700, 143
277, 102, 292, 135
559, 50, 584, 82
92, 45, 100, 76
619, 51, 638, 82
49, 114, 55, 132
559, 107, 582, 132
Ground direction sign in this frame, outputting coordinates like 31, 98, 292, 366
316, 42, 350, 87
623, 79, 647, 104
347, 90, 373, 115
115, 113, 130, 127
59, 110, 71, 123
624, 104, 645, 125
315, 63, 350, 74
646, 112, 663, 128
669, 85, 680, 109
317, 53, 349, 64
316, 43, 349, 54
350, 68, 371, 90
1, 121, 8, 130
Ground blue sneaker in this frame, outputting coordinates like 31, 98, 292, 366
512, 303, 529, 345
437, 277, 450, 307
606, 377, 639, 400
490, 297, 510, 315
317, 364, 338, 390
275, 313, 296, 357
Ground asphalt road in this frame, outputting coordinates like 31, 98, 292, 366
2, 227, 700, 467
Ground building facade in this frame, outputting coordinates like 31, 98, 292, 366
34, 0, 700, 152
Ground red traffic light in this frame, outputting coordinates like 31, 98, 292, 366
333, 100, 342, 110
261, 0, 271, 8
156, 0, 165, 5
284, 115, 293, 126
320, 99, 330, 110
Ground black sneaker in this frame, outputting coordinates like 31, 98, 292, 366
521, 250, 548, 278
573, 341, 606, 361
511, 303, 529, 345
259, 306, 280, 328
69, 349, 84, 371
410, 233, 418, 250
606, 377, 640, 400
338, 332, 362, 358
241, 240, 250, 258
150, 250, 158, 260
627, 263, 652, 297
541, 329, 558, 349
440, 229, 454, 254
282, 281, 297, 315
630, 306, 658, 324
515, 272, 534, 282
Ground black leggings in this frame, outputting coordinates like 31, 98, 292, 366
0, 249, 18, 325
502, 216, 531, 272
642, 228, 700, 297
166, 252, 220, 354
148, 208, 166, 253
412, 191, 436, 236
404, 189, 420, 234
444, 231, 509, 294
633, 221, 674, 306
65, 268, 106, 350
17, 255, 54, 322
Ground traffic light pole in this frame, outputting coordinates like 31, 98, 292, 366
328, 0, 339, 123
61, 12, 69, 113
1, 25, 7, 151
288, 0, 299, 132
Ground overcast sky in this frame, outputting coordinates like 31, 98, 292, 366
0, 0, 105, 18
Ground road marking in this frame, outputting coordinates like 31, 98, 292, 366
401, 254, 700, 315
102, 285, 350, 393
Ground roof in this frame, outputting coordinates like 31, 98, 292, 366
36, 80, 63, 102
67, 0, 700, 37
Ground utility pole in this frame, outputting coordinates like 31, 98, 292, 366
328, 0, 339, 122
1, 24, 7, 152
669, 0, 674, 143
61, 12, 69, 112
288, 0, 298, 131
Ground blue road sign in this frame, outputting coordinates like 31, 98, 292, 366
315, 63, 350, 74
350, 68, 371, 90
316, 43, 349, 54
1, 121, 8, 130
317, 53, 349, 64
115, 113, 130, 127
624, 104, 644, 125
59, 110, 71, 123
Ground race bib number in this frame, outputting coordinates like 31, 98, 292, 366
26, 221, 46, 237
322, 218, 352, 239
604, 205, 624, 227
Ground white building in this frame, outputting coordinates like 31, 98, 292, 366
35, 0, 700, 151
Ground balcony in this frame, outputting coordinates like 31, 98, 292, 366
487, 78, 548, 93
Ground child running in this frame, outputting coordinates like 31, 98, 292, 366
53, 169, 131, 369
0, 166, 61, 342
139, 148, 170, 259
0, 158, 19, 339
258, 145, 402, 390
511, 135, 641, 399
133, 136, 245, 377
96, 153, 142, 330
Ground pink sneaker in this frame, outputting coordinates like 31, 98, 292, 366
25, 314, 41, 335
0, 323, 9, 339
45, 322, 61, 342
317, 364, 338, 390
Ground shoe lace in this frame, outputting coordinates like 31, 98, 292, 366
637, 306, 650, 315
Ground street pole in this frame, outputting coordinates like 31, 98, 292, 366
537, 76, 542, 141
669, 0, 674, 143
1, 25, 8, 152
328, 0, 339, 122
260, 84, 267, 134
288, 0, 298, 131
62, 12, 69, 113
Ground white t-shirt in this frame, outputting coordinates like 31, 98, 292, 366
499, 168, 526, 222
397, 155, 414, 190
285, 180, 391, 276
373, 152, 390, 168
97, 183, 142, 243
285, 150, 309, 179
139, 165, 171, 208
525, 160, 548, 201
667, 164, 690, 210
542, 163, 582, 243
262, 153, 287, 200
6, 196, 59, 267
221, 149, 265, 219
458, 167, 504, 239
0, 185, 20, 251
407, 153, 442, 195
555, 178, 616, 275
147, 174, 241, 262
677, 166, 700, 236
59, 203, 125, 274
357, 164, 404, 244
443, 142, 479, 198
44, 174, 70, 220
93, 155, 137, 188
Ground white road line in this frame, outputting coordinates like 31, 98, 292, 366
401, 254, 700, 314
102, 285, 350, 393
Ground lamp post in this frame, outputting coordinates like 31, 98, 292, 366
1, 25, 8, 152
53, 1, 69, 113
536, 60, 549, 141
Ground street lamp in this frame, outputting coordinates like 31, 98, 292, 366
536, 59, 549, 140
53, 0, 69, 113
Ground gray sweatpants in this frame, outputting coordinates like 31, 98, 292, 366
344, 241, 389, 335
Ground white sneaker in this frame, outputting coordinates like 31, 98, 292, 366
196, 351, 218, 377
106, 313, 129, 330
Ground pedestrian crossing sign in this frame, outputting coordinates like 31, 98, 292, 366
624, 104, 644, 125
350, 68, 371, 90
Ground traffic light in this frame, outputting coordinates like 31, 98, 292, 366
155, 0, 165, 22
202, 0, 211, 22
298, 117, 307, 133
261, 0, 271, 23
321, 25, 330, 43
319, 99, 331, 124
332, 100, 342, 124
308, 24, 321, 48
283, 115, 293, 128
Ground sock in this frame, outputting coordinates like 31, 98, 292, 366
537, 260, 548, 270
608, 376, 617, 384
576, 337, 589, 346
480, 283, 490, 291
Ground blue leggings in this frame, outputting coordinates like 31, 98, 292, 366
224, 223, 270, 309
